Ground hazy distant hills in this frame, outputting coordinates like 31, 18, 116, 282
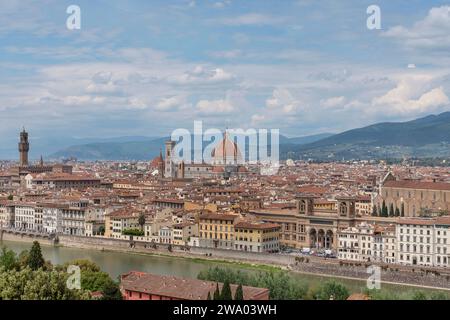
292, 111, 450, 160
50, 137, 168, 161
38, 111, 450, 161
49, 133, 333, 161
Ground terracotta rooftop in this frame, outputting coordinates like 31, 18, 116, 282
121, 271, 269, 300
199, 212, 239, 221
384, 180, 450, 191
235, 221, 281, 230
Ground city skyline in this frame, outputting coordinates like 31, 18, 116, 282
1, 1, 450, 148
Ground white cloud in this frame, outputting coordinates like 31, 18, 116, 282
266, 88, 303, 114
372, 76, 449, 115
168, 66, 234, 85
196, 99, 234, 114
217, 13, 284, 26
251, 114, 265, 126
320, 96, 346, 108
156, 96, 186, 111
383, 6, 450, 50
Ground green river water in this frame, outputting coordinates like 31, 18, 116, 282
1, 240, 448, 299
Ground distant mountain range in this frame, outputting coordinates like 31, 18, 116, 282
8, 111, 450, 161
290, 111, 450, 160
48, 133, 333, 161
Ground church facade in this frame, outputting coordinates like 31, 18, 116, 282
157, 131, 248, 180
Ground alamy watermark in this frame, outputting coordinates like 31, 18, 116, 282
367, 5, 381, 30
66, 265, 81, 290
170, 121, 280, 175
66, 5, 81, 30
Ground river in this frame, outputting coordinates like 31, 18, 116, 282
1, 239, 448, 299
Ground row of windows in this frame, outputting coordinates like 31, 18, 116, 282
199, 232, 232, 240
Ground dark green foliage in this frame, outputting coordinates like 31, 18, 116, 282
198, 266, 308, 300
207, 291, 212, 300
0, 244, 122, 300
0, 247, 18, 271
98, 226, 105, 235
220, 280, 232, 300
122, 228, 144, 236
138, 213, 146, 230
27, 241, 45, 271
401, 203, 405, 217
372, 205, 378, 217
61, 259, 121, 299
101, 280, 123, 300
316, 281, 350, 300
213, 283, 220, 300
234, 284, 244, 300
395, 207, 400, 217
381, 200, 388, 217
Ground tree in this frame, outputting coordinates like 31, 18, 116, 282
7, 195, 13, 201
234, 284, 244, 300
372, 205, 378, 217
198, 267, 308, 300
401, 203, 405, 217
101, 280, 122, 300
27, 241, 45, 271
207, 291, 212, 300
0, 247, 18, 271
63, 259, 100, 273
395, 207, 400, 217
98, 226, 105, 236
220, 280, 232, 300
138, 213, 146, 231
316, 281, 349, 300
389, 203, 394, 217
381, 200, 388, 217
0, 267, 90, 300
213, 283, 220, 300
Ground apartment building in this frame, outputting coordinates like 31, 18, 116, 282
60, 207, 86, 236
199, 212, 239, 249
172, 222, 198, 246
373, 225, 396, 263
434, 217, 450, 267
41, 203, 66, 234
14, 203, 36, 231
397, 217, 450, 267
0, 202, 15, 228
158, 226, 172, 244
105, 207, 140, 238
234, 221, 280, 253
337, 223, 374, 261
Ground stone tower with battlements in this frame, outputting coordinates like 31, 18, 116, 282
18, 128, 29, 167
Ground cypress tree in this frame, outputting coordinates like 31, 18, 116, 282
395, 207, 400, 217
372, 204, 378, 217
28, 241, 45, 271
389, 203, 394, 217
382, 200, 388, 217
207, 291, 212, 300
220, 280, 232, 300
401, 203, 405, 217
234, 284, 244, 300
213, 283, 220, 300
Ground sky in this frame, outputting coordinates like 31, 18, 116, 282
1, 0, 450, 153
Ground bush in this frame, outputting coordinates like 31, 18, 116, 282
197, 266, 308, 300
316, 281, 350, 300
122, 229, 144, 236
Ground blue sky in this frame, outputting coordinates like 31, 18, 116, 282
1, 0, 450, 156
